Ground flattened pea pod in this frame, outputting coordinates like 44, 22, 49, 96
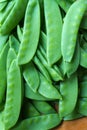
12, 114, 62, 130
17, 0, 40, 65
44, 0, 62, 65
23, 61, 40, 92
0, 0, 28, 35
38, 72, 62, 100
0, 42, 9, 104
59, 73, 78, 117
80, 47, 87, 68
2, 59, 22, 130
32, 100, 56, 114
61, 0, 87, 62
0, 34, 8, 53
25, 83, 52, 101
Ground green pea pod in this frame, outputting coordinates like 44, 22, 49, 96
44, 0, 62, 65
0, 34, 8, 53
7, 48, 16, 72
17, 0, 40, 65
32, 100, 56, 114
17, 25, 23, 42
0, 43, 9, 104
40, 31, 47, 51
0, 0, 28, 34
38, 73, 62, 100
22, 100, 40, 119
9, 35, 20, 54
64, 40, 80, 77
36, 49, 63, 81
33, 56, 51, 83
12, 114, 62, 130
80, 47, 87, 68
25, 83, 51, 101
0, 1, 15, 25
59, 73, 78, 117
78, 98, 87, 116
3, 59, 22, 130
79, 81, 87, 98
61, 0, 87, 62
56, 0, 72, 13
23, 61, 40, 92
0, 0, 8, 11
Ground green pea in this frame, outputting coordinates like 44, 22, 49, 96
25, 83, 52, 101
12, 114, 62, 130
22, 100, 40, 119
17, 0, 40, 65
3, 59, 22, 129
78, 98, 87, 116
59, 73, 78, 117
38, 72, 62, 100
61, 0, 87, 62
23, 61, 40, 93
44, 0, 62, 65
0, 42, 9, 104
32, 100, 56, 114
7, 48, 16, 72
0, 0, 28, 34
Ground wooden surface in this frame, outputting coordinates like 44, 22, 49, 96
53, 117, 87, 130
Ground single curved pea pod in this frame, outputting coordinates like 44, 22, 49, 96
0, 0, 8, 11
38, 73, 62, 100
25, 83, 52, 101
9, 35, 20, 54
33, 56, 51, 83
23, 61, 40, 92
78, 98, 87, 116
44, 0, 62, 65
32, 100, 56, 114
3, 59, 22, 130
0, 0, 28, 35
0, 43, 9, 104
59, 73, 78, 117
17, 25, 23, 42
0, 34, 8, 53
56, 0, 71, 13
17, 0, 40, 65
22, 100, 40, 119
79, 81, 87, 98
61, 0, 87, 62
80, 47, 87, 68
7, 48, 16, 72
12, 114, 62, 130
64, 41, 80, 77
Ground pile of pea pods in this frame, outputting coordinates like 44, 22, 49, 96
0, 0, 87, 129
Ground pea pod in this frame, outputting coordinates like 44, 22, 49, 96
59, 73, 78, 117
0, 43, 9, 104
17, 0, 40, 65
12, 114, 62, 130
0, 0, 8, 11
61, 0, 87, 62
38, 72, 62, 100
0, 34, 8, 53
32, 100, 56, 114
17, 25, 23, 42
0, 0, 28, 34
3, 59, 22, 130
23, 62, 40, 92
44, 0, 62, 65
